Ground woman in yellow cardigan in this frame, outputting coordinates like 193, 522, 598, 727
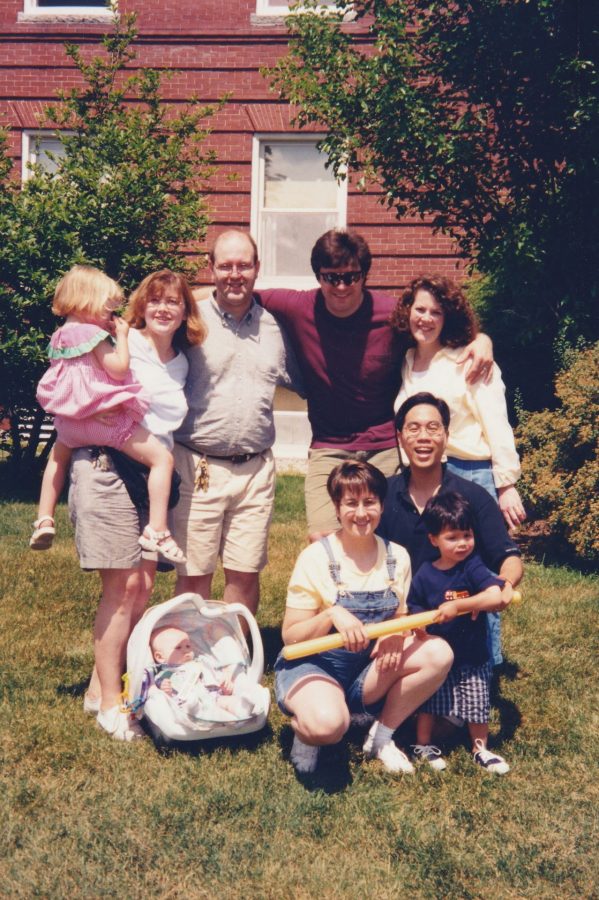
392, 275, 526, 531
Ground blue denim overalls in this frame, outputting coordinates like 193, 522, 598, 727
275, 537, 402, 714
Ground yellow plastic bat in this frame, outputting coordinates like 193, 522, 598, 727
282, 591, 521, 661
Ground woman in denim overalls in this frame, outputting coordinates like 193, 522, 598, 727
275, 461, 453, 775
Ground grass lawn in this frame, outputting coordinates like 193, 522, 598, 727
1, 473, 597, 899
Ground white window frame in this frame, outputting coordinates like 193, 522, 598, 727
251, 134, 347, 290
255, 1, 346, 16
20, 0, 113, 20
21, 130, 71, 182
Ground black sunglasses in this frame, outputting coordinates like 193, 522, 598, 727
319, 271, 363, 287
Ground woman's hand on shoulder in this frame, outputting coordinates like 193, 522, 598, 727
497, 485, 527, 530
457, 333, 494, 385
371, 633, 407, 672
329, 605, 370, 653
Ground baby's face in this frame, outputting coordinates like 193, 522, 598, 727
166, 636, 195, 666
153, 628, 195, 665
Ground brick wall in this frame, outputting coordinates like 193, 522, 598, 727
0, 0, 464, 293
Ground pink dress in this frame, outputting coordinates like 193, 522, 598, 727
36, 322, 150, 449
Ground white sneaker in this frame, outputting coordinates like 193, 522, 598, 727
363, 736, 415, 774
290, 736, 319, 774
83, 692, 101, 716
473, 739, 510, 775
97, 705, 145, 742
412, 743, 447, 771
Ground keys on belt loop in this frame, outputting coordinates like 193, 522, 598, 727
194, 455, 209, 492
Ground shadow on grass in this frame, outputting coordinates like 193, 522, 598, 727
152, 723, 275, 758
491, 657, 523, 745
279, 725, 353, 794
57, 679, 90, 701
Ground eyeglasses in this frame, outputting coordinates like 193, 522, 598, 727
319, 271, 363, 287
403, 422, 444, 437
214, 263, 255, 274
146, 297, 184, 310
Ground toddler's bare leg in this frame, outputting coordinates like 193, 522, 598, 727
31, 441, 72, 549
121, 426, 173, 533
38, 440, 72, 520
121, 426, 185, 563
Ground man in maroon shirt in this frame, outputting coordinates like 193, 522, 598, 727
257, 229, 492, 540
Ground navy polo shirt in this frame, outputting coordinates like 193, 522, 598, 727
377, 467, 521, 575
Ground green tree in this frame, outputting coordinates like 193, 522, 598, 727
0, 10, 217, 469
267, 0, 599, 408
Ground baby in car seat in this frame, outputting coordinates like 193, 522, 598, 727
150, 624, 259, 721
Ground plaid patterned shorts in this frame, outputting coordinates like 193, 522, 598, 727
422, 662, 492, 723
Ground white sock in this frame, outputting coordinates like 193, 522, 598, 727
367, 721, 395, 752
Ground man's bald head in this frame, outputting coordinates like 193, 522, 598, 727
209, 230, 259, 266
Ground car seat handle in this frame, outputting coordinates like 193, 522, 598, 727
197, 601, 264, 684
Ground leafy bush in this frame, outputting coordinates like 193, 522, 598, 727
516, 344, 599, 561
0, 10, 218, 470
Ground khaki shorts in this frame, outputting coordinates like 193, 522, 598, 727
68, 448, 155, 570
304, 446, 400, 536
171, 445, 276, 576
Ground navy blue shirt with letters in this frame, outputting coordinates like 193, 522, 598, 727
407, 553, 504, 667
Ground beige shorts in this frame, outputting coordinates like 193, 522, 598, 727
171, 445, 276, 576
304, 446, 400, 536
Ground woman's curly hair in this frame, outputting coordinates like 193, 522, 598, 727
389, 275, 478, 348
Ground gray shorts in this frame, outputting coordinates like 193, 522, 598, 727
68, 448, 155, 571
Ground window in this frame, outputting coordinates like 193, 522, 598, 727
251, 136, 347, 286
22, 131, 67, 181
20, 0, 112, 19
255, 0, 338, 15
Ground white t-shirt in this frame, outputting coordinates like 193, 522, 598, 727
128, 329, 189, 449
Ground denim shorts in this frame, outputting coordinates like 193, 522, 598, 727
274, 645, 385, 718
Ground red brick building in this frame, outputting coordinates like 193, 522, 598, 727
1, 0, 463, 295
1, 1, 464, 456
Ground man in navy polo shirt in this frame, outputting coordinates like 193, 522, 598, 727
377, 392, 523, 663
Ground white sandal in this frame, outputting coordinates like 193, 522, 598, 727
30, 516, 55, 550
139, 527, 186, 564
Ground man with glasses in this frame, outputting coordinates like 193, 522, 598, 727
378, 392, 522, 610
172, 229, 300, 616
258, 229, 493, 541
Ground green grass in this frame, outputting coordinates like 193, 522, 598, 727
1, 475, 598, 899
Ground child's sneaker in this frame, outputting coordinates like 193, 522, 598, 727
290, 735, 319, 774
96, 705, 145, 742
30, 516, 55, 550
363, 735, 415, 774
473, 739, 510, 774
411, 743, 447, 771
